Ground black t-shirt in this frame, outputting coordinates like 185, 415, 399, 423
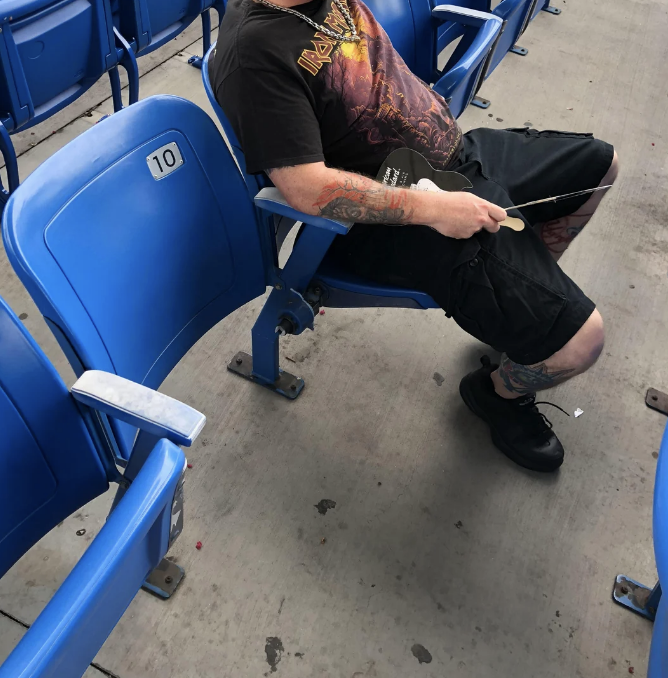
212, 0, 462, 177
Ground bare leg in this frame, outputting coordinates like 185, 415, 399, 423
535, 152, 619, 261
459, 310, 604, 471
491, 309, 605, 399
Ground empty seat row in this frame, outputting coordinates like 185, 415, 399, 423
0, 0, 226, 205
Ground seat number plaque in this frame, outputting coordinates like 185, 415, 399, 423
147, 142, 183, 179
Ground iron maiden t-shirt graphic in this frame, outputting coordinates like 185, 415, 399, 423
213, 0, 462, 176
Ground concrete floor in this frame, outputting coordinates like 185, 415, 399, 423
1, 0, 668, 676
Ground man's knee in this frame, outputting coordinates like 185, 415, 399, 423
605, 151, 620, 185
566, 309, 605, 371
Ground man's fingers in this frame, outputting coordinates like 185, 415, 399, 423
483, 219, 501, 233
487, 203, 507, 222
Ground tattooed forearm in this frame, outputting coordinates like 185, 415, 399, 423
313, 177, 414, 224
498, 355, 576, 394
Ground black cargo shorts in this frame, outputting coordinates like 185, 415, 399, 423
328, 127, 615, 365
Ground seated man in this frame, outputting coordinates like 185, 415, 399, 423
211, 0, 618, 472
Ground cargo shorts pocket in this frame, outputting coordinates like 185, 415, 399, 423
450, 249, 567, 358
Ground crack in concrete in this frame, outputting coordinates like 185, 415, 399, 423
0, 608, 121, 678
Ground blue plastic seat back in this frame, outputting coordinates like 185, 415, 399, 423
406, 0, 486, 85
479, 0, 533, 76
110, 0, 145, 48
360, 0, 421, 75
115, 0, 224, 55
0, 0, 117, 132
202, 47, 276, 253
363, 0, 449, 83
434, 0, 534, 80
0, 296, 108, 579
202, 47, 264, 199
3, 95, 267, 460
649, 424, 668, 676
432, 11, 501, 117
366, 0, 499, 117
410, 0, 448, 82
140, 0, 198, 52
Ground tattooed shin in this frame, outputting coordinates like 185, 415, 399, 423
313, 177, 414, 223
498, 355, 576, 395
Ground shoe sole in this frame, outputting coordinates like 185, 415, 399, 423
459, 375, 563, 473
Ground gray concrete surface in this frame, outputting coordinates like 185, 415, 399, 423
1, 0, 668, 676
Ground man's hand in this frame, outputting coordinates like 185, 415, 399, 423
267, 162, 506, 239
428, 191, 506, 239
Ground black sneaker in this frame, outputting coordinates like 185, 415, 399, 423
459, 356, 566, 472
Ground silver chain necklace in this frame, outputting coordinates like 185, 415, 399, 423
253, 0, 361, 42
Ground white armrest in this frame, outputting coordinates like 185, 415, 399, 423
432, 4, 501, 28
72, 371, 205, 447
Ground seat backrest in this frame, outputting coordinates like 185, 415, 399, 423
202, 47, 277, 251
407, 0, 445, 82
202, 47, 269, 198
433, 0, 535, 81
115, 0, 212, 55
365, 0, 494, 110
433, 8, 501, 117
2, 95, 267, 459
110, 0, 146, 49
0, 296, 108, 578
0, 0, 116, 132
482, 0, 534, 76
362, 0, 445, 83
361, 0, 421, 75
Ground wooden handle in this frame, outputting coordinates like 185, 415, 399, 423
500, 217, 525, 232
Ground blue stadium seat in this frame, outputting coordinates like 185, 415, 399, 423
433, 0, 561, 109
3, 94, 264, 456
113, 0, 226, 69
432, 0, 535, 109
612, 423, 668, 677
202, 43, 470, 398
0, 293, 203, 677
436, 0, 562, 52
0, 0, 139, 200
363, 0, 503, 117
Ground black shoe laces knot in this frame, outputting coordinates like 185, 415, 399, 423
517, 393, 570, 432
479, 355, 570, 433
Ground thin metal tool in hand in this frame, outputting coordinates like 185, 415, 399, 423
505, 185, 613, 211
